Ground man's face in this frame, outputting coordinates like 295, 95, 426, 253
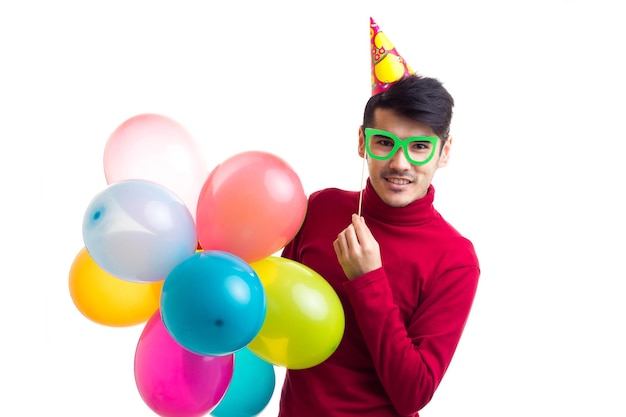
358, 108, 452, 207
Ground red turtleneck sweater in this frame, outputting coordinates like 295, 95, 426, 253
278, 181, 480, 417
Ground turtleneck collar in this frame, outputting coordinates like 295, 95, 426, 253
361, 179, 437, 226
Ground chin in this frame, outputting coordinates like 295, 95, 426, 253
382, 195, 413, 208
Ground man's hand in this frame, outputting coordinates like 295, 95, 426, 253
333, 214, 382, 280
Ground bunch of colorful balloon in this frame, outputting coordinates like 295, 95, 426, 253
68, 114, 346, 417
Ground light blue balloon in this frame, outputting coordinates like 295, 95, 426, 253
161, 251, 267, 356
82, 180, 197, 283
211, 347, 276, 417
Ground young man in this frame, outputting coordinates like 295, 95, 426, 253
279, 72, 479, 417
277, 19, 479, 417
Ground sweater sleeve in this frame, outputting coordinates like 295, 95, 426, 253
343, 263, 479, 416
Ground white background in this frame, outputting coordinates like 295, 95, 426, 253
2, 0, 625, 416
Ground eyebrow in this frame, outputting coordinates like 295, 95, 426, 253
373, 130, 437, 140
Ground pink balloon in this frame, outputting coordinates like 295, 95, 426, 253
103, 114, 208, 220
196, 151, 307, 263
134, 311, 234, 417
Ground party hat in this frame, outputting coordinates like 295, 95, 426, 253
370, 17, 415, 96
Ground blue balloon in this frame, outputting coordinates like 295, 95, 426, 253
161, 251, 266, 356
211, 347, 276, 417
82, 180, 197, 283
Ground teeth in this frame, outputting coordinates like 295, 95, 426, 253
388, 178, 410, 185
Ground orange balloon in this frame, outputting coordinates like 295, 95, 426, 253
68, 248, 162, 327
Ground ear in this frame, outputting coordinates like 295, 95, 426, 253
438, 135, 453, 168
358, 126, 366, 158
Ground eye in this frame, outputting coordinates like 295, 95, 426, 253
410, 141, 432, 152
374, 135, 395, 148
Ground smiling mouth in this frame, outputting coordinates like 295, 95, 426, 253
386, 177, 412, 185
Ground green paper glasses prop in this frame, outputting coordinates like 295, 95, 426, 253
364, 128, 438, 165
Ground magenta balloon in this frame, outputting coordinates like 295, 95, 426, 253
196, 151, 307, 263
103, 114, 208, 220
134, 311, 234, 417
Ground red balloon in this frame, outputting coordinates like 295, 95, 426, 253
196, 151, 306, 263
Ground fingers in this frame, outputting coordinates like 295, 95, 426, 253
334, 214, 372, 257
334, 223, 356, 253
333, 231, 345, 257
351, 213, 374, 243
334, 214, 382, 280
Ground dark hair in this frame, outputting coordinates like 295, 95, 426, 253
363, 75, 454, 144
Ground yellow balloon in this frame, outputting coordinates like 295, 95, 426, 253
248, 256, 345, 369
68, 248, 162, 327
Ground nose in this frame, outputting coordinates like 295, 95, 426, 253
388, 147, 412, 170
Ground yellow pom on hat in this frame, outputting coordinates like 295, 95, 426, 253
370, 17, 415, 96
